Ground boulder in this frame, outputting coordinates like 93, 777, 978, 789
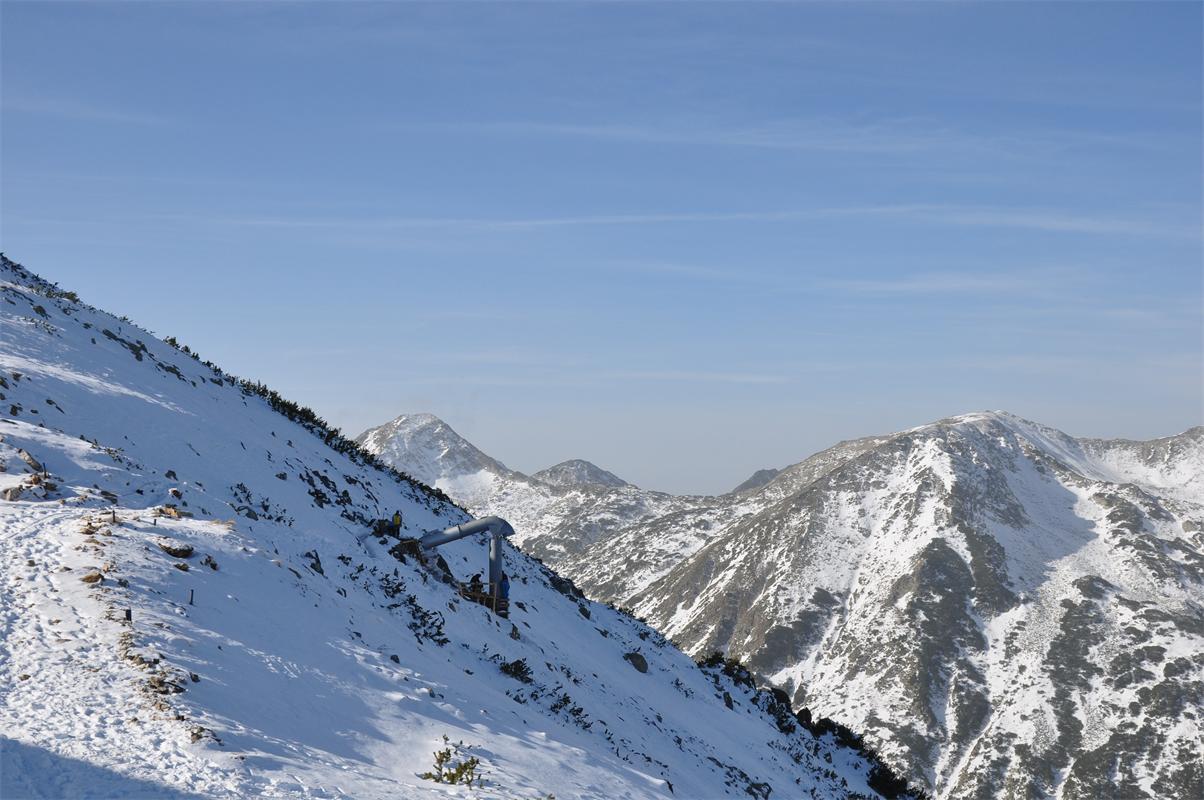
157, 540, 194, 558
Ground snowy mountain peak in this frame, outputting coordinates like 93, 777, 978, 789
354, 412, 513, 487
921, 409, 1051, 436
533, 459, 631, 489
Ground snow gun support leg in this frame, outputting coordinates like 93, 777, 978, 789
420, 517, 515, 616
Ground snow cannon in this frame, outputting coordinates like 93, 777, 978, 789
420, 516, 515, 594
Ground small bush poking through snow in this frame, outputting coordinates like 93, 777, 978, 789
420, 735, 483, 787
499, 657, 533, 683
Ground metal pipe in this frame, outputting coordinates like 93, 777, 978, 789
419, 516, 514, 591
419, 516, 514, 549
489, 534, 504, 588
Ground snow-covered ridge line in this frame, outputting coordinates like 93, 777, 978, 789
0, 254, 915, 799
1, 253, 455, 511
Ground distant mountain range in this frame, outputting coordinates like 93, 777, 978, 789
359, 410, 1204, 799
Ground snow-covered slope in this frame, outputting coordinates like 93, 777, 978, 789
0, 255, 911, 800
365, 410, 1204, 800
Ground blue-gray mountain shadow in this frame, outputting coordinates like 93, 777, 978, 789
0, 738, 206, 800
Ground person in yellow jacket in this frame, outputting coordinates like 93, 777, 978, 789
391, 510, 402, 535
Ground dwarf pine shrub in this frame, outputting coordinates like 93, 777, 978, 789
499, 657, 533, 683
421, 735, 483, 787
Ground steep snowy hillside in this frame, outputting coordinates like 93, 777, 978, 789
366, 410, 1204, 800
0, 255, 913, 800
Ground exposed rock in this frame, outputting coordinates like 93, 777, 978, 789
157, 540, 193, 558
302, 550, 324, 576
147, 674, 184, 695
623, 652, 648, 673
16, 448, 43, 473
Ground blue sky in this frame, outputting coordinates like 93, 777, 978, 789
2, 2, 1200, 494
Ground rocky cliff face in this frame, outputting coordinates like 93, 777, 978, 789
363, 410, 1204, 799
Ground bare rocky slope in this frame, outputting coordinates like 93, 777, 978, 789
360, 411, 1204, 799
0, 255, 914, 800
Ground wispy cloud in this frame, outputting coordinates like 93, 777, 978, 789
363, 363, 791, 389
404, 117, 1173, 158
608, 260, 753, 283
14, 206, 1193, 241
456, 119, 970, 155
160, 203, 1197, 240
2, 95, 166, 125
365, 368, 790, 389
827, 271, 1051, 294
166, 209, 843, 231
922, 207, 1195, 238
420, 349, 565, 367
940, 352, 1204, 375
602, 370, 789, 385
